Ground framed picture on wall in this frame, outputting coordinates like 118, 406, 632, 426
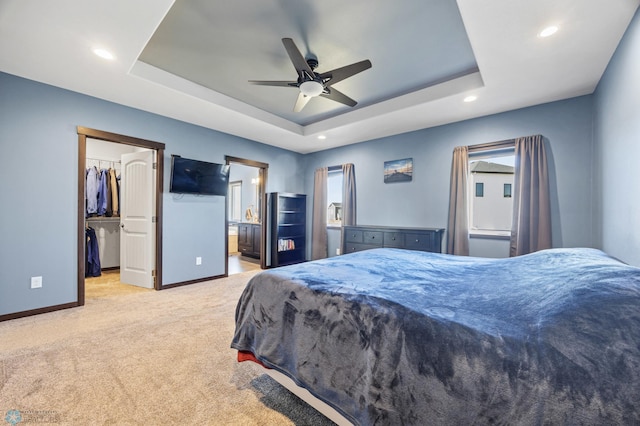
384, 158, 413, 183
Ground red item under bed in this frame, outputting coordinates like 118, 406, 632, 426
237, 350, 270, 369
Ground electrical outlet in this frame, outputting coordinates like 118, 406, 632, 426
196, 257, 202, 265
336, 248, 341, 255
31, 276, 43, 289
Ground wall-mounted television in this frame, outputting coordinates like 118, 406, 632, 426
169, 155, 230, 196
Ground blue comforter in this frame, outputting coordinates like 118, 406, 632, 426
231, 248, 640, 425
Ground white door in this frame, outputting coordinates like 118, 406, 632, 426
120, 150, 156, 288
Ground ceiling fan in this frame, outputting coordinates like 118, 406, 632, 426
249, 38, 372, 112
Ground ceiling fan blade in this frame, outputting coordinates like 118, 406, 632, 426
320, 87, 357, 107
293, 92, 312, 112
282, 38, 314, 76
319, 60, 372, 86
249, 80, 298, 87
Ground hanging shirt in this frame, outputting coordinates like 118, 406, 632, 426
105, 168, 113, 217
97, 169, 108, 216
109, 168, 119, 216
86, 167, 99, 217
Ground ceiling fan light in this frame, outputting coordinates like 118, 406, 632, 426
300, 81, 323, 97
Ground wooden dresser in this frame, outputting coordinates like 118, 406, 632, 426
342, 225, 445, 254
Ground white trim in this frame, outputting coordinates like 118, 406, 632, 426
470, 229, 511, 239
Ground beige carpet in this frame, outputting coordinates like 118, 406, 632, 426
85, 270, 152, 299
0, 271, 336, 425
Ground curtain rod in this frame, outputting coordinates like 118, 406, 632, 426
467, 134, 542, 153
467, 138, 515, 153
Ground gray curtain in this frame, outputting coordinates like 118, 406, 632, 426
510, 135, 552, 256
342, 163, 357, 226
446, 146, 470, 255
311, 167, 328, 260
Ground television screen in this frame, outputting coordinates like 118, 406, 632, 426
169, 156, 230, 196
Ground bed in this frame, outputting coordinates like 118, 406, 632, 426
231, 248, 640, 425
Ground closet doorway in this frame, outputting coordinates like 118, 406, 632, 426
77, 127, 165, 305
225, 156, 268, 275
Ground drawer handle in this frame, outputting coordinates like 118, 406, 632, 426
371, 236, 375, 239
415, 239, 419, 242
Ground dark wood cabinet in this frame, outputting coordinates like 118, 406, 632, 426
342, 225, 444, 254
238, 223, 261, 259
269, 193, 306, 267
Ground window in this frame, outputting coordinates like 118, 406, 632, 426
228, 181, 242, 222
469, 151, 515, 234
504, 183, 512, 198
327, 169, 343, 226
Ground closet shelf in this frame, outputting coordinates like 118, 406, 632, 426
86, 217, 120, 222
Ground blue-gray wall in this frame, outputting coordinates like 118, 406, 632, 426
304, 96, 595, 259
593, 7, 640, 266
0, 72, 303, 316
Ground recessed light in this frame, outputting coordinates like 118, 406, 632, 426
538, 25, 559, 38
93, 48, 115, 60
317, 135, 327, 140
463, 95, 477, 103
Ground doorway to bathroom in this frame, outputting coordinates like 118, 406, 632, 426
225, 156, 268, 274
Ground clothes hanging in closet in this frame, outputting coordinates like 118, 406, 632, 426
86, 166, 99, 216
105, 168, 113, 217
85, 226, 101, 277
109, 168, 119, 216
85, 166, 120, 218
97, 168, 108, 216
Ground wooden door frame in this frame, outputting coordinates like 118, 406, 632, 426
77, 126, 165, 305
225, 156, 269, 272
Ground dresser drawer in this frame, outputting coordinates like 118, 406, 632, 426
405, 232, 434, 251
345, 229, 364, 243
383, 232, 405, 248
344, 243, 379, 254
363, 231, 383, 246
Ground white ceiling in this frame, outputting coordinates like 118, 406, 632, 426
0, 0, 638, 154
